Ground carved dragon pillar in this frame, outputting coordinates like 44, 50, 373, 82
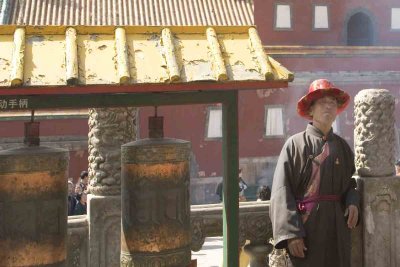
354, 89, 399, 267
87, 107, 137, 267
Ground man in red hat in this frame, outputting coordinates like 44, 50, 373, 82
270, 79, 359, 267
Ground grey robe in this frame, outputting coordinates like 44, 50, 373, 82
270, 123, 359, 267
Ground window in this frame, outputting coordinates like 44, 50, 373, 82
391, 8, 400, 30
264, 106, 285, 137
347, 12, 374, 45
275, 4, 292, 30
347, 11, 374, 46
205, 107, 222, 139
313, 5, 329, 30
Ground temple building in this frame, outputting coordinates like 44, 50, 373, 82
0, 0, 399, 204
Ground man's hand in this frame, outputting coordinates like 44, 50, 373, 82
345, 204, 358, 229
288, 237, 307, 258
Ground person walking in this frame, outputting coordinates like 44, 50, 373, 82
79, 170, 89, 192
238, 168, 248, 202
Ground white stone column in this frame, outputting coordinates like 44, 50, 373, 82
354, 89, 399, 267
87, 107, 137, 267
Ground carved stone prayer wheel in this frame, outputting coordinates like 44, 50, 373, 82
0, 121, 69, 266
121, 114, 191, 267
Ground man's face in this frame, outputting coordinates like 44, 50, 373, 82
396, 165, 400, 176
310, 95, 338, 127
75, 184, 82, 194
82, 176, 88, 185
68, 182, 74, 194
81, 193, 87, 203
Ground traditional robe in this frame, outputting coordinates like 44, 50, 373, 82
270, 123, 359, 267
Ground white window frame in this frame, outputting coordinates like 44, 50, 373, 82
274, 3, 293, 31
205, 106, 222, 140
264, 105, 285, 138
313, 4, 330, 30
391, 8, 400, 31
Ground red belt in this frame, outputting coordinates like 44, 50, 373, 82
296, 194, 341, 213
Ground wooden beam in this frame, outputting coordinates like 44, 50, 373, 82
0, 90, 236, 111
0, 81, 288, 97
0, 88, 242, 266
222, 90, 239, 267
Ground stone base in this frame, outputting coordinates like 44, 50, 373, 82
243, 243, 273, 267
87, 194, 121, 267
357, 175, 400, 267
67, 215, 88, 267
120, 249, 191, 267
351, 218, 363, 267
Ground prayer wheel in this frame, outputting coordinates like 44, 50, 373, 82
0, 120, 69, 266
121, 114, 191, 267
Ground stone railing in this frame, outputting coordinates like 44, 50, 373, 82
191, 202, 272, 246
67, 201, 273, 267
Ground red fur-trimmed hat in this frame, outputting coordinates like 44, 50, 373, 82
297, 79, 350, 120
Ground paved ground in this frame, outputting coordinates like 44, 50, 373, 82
192, 237, 252, 267
192, 237, 224, 267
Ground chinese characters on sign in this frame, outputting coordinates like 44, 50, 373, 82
0, 98, 29, 110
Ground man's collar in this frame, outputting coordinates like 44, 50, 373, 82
306, 123, 334, 141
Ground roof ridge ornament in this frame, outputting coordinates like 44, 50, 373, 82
66, 27, 79, 85
248, 27, 274, 81
115, 27, 131, 85
161, 28, 180, 82
10, 27, 25, 87
206, 27, 228, 81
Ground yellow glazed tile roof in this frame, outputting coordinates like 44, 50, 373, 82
0, 25, 293, 90
4, 0, 254, 26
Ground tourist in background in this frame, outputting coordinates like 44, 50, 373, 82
395, 160, 400, 176
67, 180, 76, 216
238, 168, 248, 202
215, 168, 248, 202
215, 180, 223, 202
257, 185, 271, 201
79, 170, 89, 192
73, 191, 87, 215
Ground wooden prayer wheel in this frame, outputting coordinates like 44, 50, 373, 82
121, 115, 192, 267
0, 121, 69, 266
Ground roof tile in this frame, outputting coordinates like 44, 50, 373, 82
3, 0, 254, 26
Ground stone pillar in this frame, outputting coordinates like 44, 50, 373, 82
87, 107, 137, 267
354, 89, 399, 267
354, 89, 396, 177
